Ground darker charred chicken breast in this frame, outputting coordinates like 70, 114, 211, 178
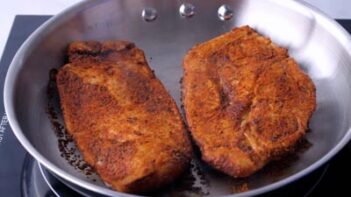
56, 41, 192, 193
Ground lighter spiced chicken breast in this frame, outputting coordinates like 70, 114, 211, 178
182, 26, 316, 177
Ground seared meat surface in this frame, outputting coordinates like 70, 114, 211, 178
56, 41, 192, 193
182, 26, 316, 177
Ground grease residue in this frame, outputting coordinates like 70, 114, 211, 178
47, 68, 94, 177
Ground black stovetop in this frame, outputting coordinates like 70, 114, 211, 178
1, 15, 351, 197
0, 16, 51, 197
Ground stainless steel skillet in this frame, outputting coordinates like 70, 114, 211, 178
4, 0, 351, 196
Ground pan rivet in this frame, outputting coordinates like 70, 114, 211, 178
218, 5, 233, 21
142, 7, 157, 22
179, 3, 195, 18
